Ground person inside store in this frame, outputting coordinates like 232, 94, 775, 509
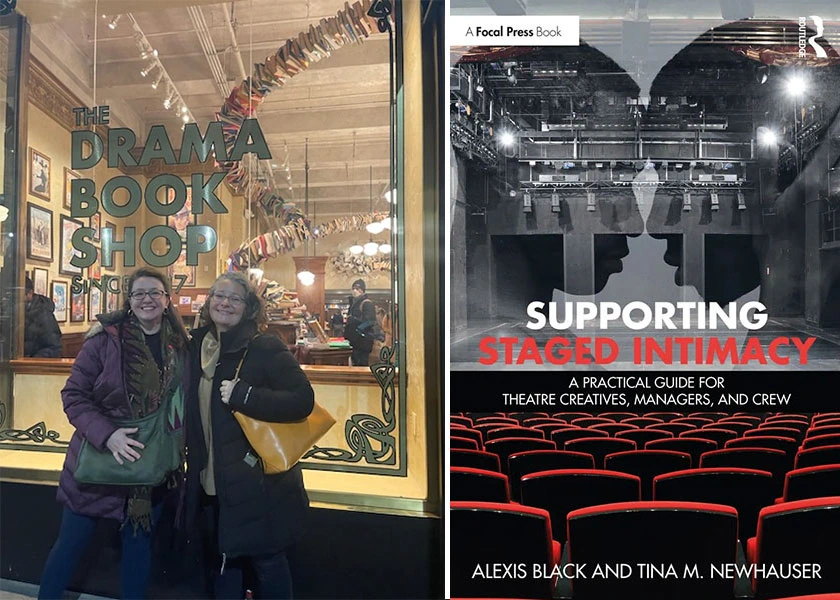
38, 267, 190, 600
344, 278, 382, 366
330, 310, 345, 338
24, 276, 62, 357
184, 271, 314, 599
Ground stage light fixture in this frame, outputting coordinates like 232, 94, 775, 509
498, 131, 515, 147
786, 75, 806, 96
758, 127, 777, 146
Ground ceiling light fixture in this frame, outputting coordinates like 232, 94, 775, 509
297, 270, 315, 286
127, 14, 195, 126
107, 15, 121, 29
363, 240, 380, 256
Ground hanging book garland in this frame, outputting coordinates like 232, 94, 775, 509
228, 211, 389, 271
216, 0, 389, 212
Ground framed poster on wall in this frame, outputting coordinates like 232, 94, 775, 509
33, 267, 49, 296
59, 215, 84, 276
27, 204, 53, 262
29, 148, 51, 201
70, 288, 86, 322
51, 280, 68, 323
64, 167, 81, 209
89, 286, 102, 320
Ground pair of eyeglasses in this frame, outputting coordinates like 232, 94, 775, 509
209, 292, 245, 306
129, 290, 168, 300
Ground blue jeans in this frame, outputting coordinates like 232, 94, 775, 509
38, 503, 163, 600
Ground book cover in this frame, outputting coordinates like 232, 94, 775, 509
448, 3, 840, 598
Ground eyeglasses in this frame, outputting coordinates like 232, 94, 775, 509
129, 289, 168, 300
210, 292, 246, 306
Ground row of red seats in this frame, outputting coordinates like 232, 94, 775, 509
451, 497, 840, 600
452, 463, 840, 538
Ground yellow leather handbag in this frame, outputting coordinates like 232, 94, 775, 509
231, 344, 335, 474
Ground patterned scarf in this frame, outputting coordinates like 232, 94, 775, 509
119, 312, 186, 534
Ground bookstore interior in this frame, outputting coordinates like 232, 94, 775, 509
0, 0, 443, 597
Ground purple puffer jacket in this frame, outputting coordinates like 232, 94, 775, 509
57, 317, 188, 521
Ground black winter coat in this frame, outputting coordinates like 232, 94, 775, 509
24, 294, 62, 357
185, 320, 315, 558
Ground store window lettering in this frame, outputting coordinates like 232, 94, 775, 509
67, 107, 269, 270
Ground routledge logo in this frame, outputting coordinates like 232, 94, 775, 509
799, 16, 828, 59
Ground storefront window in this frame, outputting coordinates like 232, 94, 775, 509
0, 0, 436, 510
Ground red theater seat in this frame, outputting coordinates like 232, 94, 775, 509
795, 445, 840, 469
484, 438, 556, 475
653, 467, 776, 539
564, 437, 637, 468
451, 427, 483, 449
519, 469, 640, 543
701, 448, 789, 494
485, 426, 545, 441
521, 417, 566, 427
474, 416, 519, 425
531, 423, 577, 437
689, 412, 729, 420
782, 465, 840, 503
803, 434, 840, 450
604, 449, 691, 501
745, 427, 803, 442
650, 422, 696, 436
451, 436, 480, 451
464, 412, 505, 421
450, 502, 561, 600
747, 497, 840, 599
765, 414, 810, 424
680, 428, 739, 446
598, 412, 637, 420
552, 412, 592, 421
720, 415, 762, 426
566, 501, 739, 600
615, 428, 674, 447
590, 422, 638, 436
570, 417, 615, 428
549, 427, 608, 447
644, 412, 684, 421
509, 411, 550, 422
621, 416, 665, 427
645, 437, 718, 467
672, 417, 715, 428
473, 422, 519, 440
760, 420, 809, 432
725, 436, 798, 464
806, 425, 840, 439
451, 449, 501, 473
507, 450, 595, 501
703, 420, 753, 435
451, 415, 473, 427
451, 467, 510, 503
812, 413, 840, 424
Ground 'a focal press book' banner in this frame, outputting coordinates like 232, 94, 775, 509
449, 4, 840, 600
449, 16, 580, 46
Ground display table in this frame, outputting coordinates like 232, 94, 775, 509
292, 345, 353, 366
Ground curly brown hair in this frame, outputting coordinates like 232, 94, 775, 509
198, 271, 268, 331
